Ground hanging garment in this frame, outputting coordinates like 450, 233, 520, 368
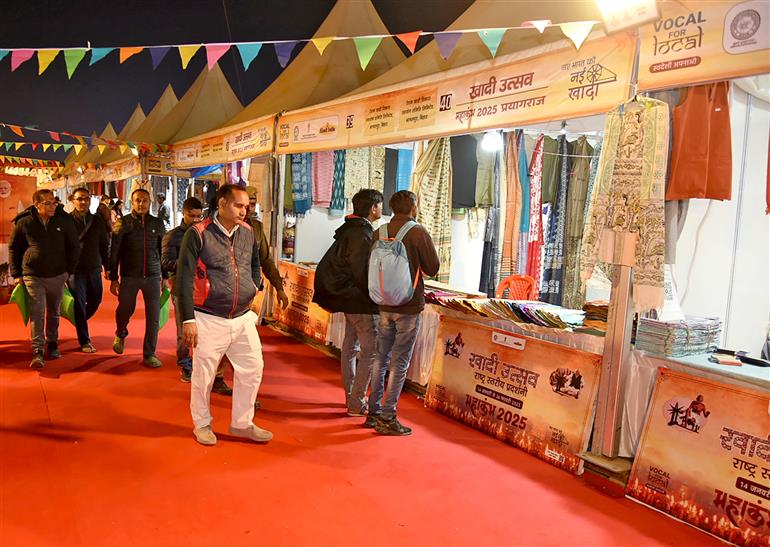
540, 136, 561, 203
450, 134, 479, 208
413, 138, 452, 283
561, 136, 594, 310
582, 143, 602, 226
666, 82, 732, 201
540, 136, 570, 305
311, 151, 334, 208
525, 135, 545, 295
369, 146, 386, 192
580, 97, 669, 312
396, 149, 414, 191
383, 148, 399, 215
176, 178, 190, 212
517, 131, 531, 274
475, 135, 496, 206
500, 132, 522, 281
478, 206, 499, 297
283, 155, 294, 211
344, 147, 371, 199
291, 153, 313, 214
329, 150, 346, 215
495, 147, 506, 288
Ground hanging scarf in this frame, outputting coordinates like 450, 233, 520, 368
525, 135, 545, 294
413, 138, 452, 283
176, 178, 190, 212
344, 147, 370, 199
475, 136, 496, 206
540, 136, 570, 304
396, 149, 413, 191
580, 98, 669, 312
329, 150, 346, 215
311, 150, 334, 208
500, 132, 522, 281
283, 155, 294, 211
369, 146, 386, 192
290, 153, 312, 214
517, 131, 531, 274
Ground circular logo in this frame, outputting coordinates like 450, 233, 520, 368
0, 180, 11, 199
730, 9, 761, 41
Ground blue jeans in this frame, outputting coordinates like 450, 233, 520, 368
172, 295, 192, 371
69, 269, 103, 346
340, 313, 378, 412
369, 311, 422, 420
115, 276, 161, 358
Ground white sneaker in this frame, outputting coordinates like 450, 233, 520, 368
193, 425, 217, 446
228, 424, 273, 443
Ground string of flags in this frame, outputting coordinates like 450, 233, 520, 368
0, 20, 598, 78
0, 156, 63, 166
0, 123, 172, 153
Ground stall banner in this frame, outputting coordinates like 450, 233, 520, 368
627, 369, 770, 546
425, 316, 602, 475
145, 155, 190, 178
638, 0, 770, 91
276, 33, 635, 154
174, 116, 274, 169
271, 261, 329, 344
101, 156, 141, 182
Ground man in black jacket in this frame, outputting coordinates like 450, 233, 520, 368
109, 187, 167, 368
313, 189, 383, 416
69, 187, 109, 353
9, 189, 79, 368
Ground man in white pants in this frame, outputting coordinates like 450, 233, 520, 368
176, 184, 272, 446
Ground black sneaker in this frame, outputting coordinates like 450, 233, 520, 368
180, 368, 192, 383
254, 399, 261, 411
212, 377, 233, 396
363, 415, 380, 429
375, 417, 412, 436
30, 353, 45, 369
47, 342, 61, 360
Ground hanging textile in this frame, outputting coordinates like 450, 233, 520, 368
344, 147, 371, 199
176, 178, 190, 212
329, 150, 346, 215
525, 135, 545, 294
582, 143, 602, 226
561, 136, 594, 310
291, 153, 312, 215
283, 155, 294, 211
383, 148, 399, 215
311, 151, 334, 208
412, 138, 452, 283
369, 146, 386, 192
396, 149, 413, 191
478, 207, 499, 297
517, 132, 531, 274
494, 149, 506, 291
540, 136, 561, 203
500, 132, 522, 281
475, 136, 496, 206
580, 97, 669, 312
450, 135, 479, 208
666, 82, 732, 201
540, 136, 570, 305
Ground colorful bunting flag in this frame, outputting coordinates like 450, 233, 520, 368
396, 31, 422, 54
42, 143, 51, 152
236, 44, 262, 70
53, 144, 62, 152
48, 131, 60, 141
478, 29, 507, 57
149, 46, 171, 69
119, 144, 127, 154
14, 142, 24, 150
63, 144, 73, 152
311, 37, 334, 56
0, 50, 8, 62
31, 143, 38, 151
119, 47, 144, 64
560, 22, 594, 50
274, 41, 298, 68
63, 49, 87, 79
522, 20, 552, 33
178, 45, 201, 69
434, 32, 462, 60
89, 47, 115, 66
353, 37, 382, 70
11, 50, 35, 72
73, 144, 83, 155
97, 144, 106, 154
4, 142, 12, 151
37, 50, 60, 75
8, 125, 25, 138
205, 44, 230, 70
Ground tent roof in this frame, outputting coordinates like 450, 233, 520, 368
225, 0, 405, 126
348, 0, 602, 96
117, 104, 146, 140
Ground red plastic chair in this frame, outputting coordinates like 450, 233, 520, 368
495, 274, 537, 300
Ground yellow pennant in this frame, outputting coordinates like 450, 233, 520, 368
311, 37, 334, 55
97, 144, 106, 154
14, 142, 24, 150
42, 143, 51, 152
178, 45, 201, 69
73, 144, 84, 155
38, 50, 60, 75
119, 144, 127, 154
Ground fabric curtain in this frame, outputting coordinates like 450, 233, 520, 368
312, 151, 334, 208
540, 136, 570, 305
412, 138, 452, 284
525, 135, 545, 294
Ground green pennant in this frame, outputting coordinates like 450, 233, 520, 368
53, 143, 62, 152
4, 142, 12, 151
478, 28, 507, 57
352, 37, 382, 70
64, 49, 87, 78
63, 144, 73, 151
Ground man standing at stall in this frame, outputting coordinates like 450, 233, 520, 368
69, 187, 110, 353
314, 189, 383, 416
366, 190, 440, 436
156, 192, 171, 230
176, 184, 272, 446
9, 189, 79, 368
109, 187, 167, 368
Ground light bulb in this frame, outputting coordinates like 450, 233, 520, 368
481, 130, 503, 152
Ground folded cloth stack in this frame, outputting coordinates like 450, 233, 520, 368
635, 316, 722, 357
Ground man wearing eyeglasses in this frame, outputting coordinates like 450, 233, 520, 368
69, 187, 110, 353
9, 189, 79, 368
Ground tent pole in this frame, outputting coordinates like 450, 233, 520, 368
171, 169, 178, 227
268, 114, 285, 320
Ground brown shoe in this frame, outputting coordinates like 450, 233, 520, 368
193, 425, 217, 446
30, 353, 45, 369
228, 424, 273, 443
81, 343, 97, 353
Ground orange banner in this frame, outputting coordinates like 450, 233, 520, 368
425, 316, 602, 474
174, 116, 275, 169
272, 261, 329, 344
276, 33, 636, 153
627, 369, 770, 546
638, 0, 770, 91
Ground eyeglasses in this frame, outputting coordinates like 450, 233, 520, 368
75, 197, 90, 202
37, 201, 56, 207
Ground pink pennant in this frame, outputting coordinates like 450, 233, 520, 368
521, 20, 552, 34
205, 44, 230, 70
11, 50, 35, 71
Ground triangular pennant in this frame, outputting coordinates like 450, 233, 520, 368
73, 144, 84, 155
0, 50, 8, 62
478, 28, 506, 57
149, 46, 171, 69
63, 49, 87, 79
396, 31, 422, 54
76, 136, 86, 147
96, 144, 105, 154
119, 144, 127, 154
42, 143, 51, 152
11, 50, 35, 71
560, 22, 595, 50
434, 32, 462, 60
63, 144, 73, 152
31, 143, 39, 151
119, 47, 144, 64
311, 37, 334, 56
205, 44, 230, 70
53, 144, 62, 152
236, 43, 262, 70
353, 37, 382, 70
4, 142, 12, 151
14, 142, 24, 150
48, 131, 60, 142
89, 47, 115, 65
8, 125, 25, 138
37, 50, 60, 75
274, 41, 298, 68
522, 20, 551, 33
178, 45, 201, 69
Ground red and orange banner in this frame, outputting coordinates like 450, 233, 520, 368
272, 261, 330, 344
627, 369, 770, 546
425, 316, 602, 475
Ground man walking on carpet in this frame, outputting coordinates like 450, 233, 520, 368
176, 184, 272, 446
9, 189, 79, 368
313, 189, 383, 417
109, 187, 167, 368
69, 187, 110, 353
366, 190, 440, 436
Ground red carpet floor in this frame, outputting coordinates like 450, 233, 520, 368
0, 288, 720, 546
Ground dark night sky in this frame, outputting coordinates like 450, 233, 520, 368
0, 0, 473, 161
